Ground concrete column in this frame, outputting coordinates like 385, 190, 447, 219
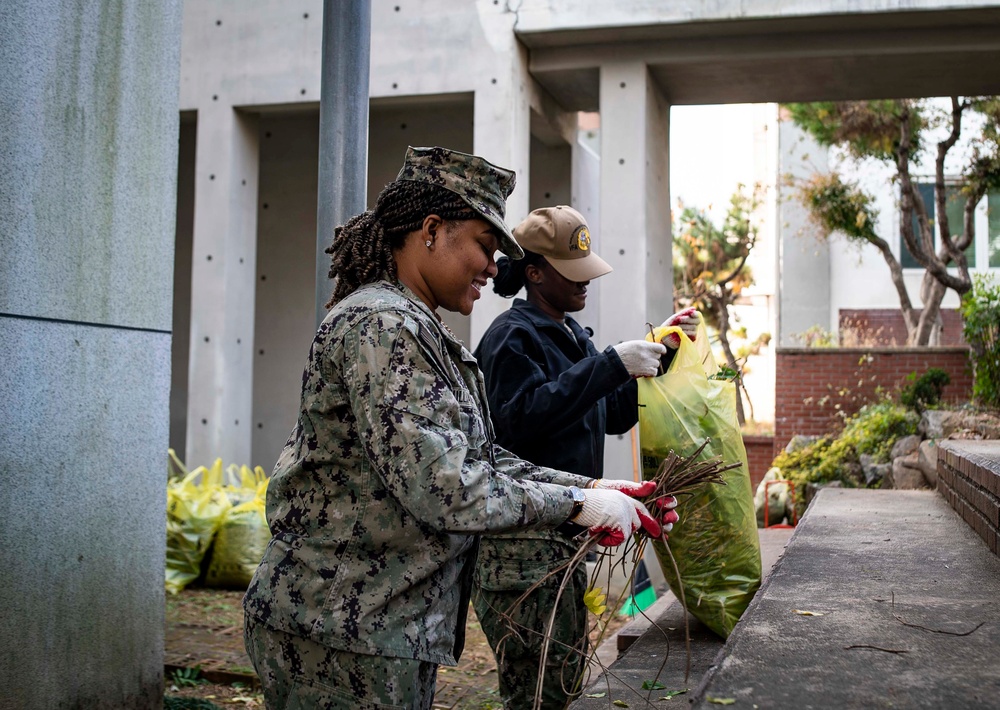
185, 107, 260, 466
776, 118, 830, 346
469, 42, 533, 347
572, 136, 604, 338
598, 61, 672, 347
0, 2, 181, 707
597, 61, 672, 598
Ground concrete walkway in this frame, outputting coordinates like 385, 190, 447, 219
574, 489, 1000, 709
575, 528, 793, 707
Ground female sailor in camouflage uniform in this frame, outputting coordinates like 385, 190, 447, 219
242, 147, 665, 709
473, 206, 695, 709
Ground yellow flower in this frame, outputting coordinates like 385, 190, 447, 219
584, 586, 608, 616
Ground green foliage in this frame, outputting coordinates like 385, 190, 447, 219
899, 368, 951, 412
961, 273, 1000, 408
798, 172, 880, 246
771, 402, 918, 512
169, 666, 208, 688
784, 100, 922, 162
673, 184, 761, 326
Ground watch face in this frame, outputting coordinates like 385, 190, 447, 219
571, 486, 586, 504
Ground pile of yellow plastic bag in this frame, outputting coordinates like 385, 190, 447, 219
639, 317, 762, 638
166, 450, 270, 594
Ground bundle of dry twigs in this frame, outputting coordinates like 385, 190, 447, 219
489, 438, 739, 709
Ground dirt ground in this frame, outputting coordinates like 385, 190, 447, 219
165, 588, 629, 709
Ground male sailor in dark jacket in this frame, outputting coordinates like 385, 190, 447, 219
472, 205, 696, 709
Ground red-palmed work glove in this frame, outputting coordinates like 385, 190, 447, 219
592, 480, 680, 534
655, 495, 680, 534
658, 308, 699, 349
570, 489, 661, 547
612, 340, 667, 378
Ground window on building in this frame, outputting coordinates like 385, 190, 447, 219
902, 183, 934, 268
902, 182, 976, 268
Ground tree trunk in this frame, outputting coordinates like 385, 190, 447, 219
714, 297, 746, 425
913, 275, 946, 346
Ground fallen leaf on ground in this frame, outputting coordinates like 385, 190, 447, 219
585, 692, 607, 698
613, 701, 630, 708
659, 689, 688, 700
707, 697, 736, 705
792, 609, 825, 616
641, 680, 666, 690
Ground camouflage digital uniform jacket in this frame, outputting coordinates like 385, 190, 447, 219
243, 280, 591, 666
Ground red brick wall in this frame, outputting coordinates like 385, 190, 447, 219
938, 441, 1000, 556
839, 308, 966, 347
744, 435, 775, 491
774, 347, 973, 457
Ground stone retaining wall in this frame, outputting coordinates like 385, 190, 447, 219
937, 441, 1000, 557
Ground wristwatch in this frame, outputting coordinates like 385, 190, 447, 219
567, 486, 586, 521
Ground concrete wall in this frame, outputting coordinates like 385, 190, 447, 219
0, 1, 181, 708
178, 0, 535, 466
248, 101, 475, 471
516, 0, 1000, 33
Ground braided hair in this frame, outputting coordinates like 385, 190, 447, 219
492, 249, 546, 298
324, 180, 479, 307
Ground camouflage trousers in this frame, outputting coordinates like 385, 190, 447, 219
244, 617, 438, 709
473, 536, 589, 710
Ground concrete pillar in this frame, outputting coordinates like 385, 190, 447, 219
185, 107, 260, 466
572, 136, 604, 340
776, 118, 830, 346
599, 61, 672, 488
0, 2, 181, 707
598, 61, 672, 345
470, 42, 533, 347
597, 61, 672, 597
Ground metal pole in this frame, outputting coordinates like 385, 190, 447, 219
316, 0, 371, 327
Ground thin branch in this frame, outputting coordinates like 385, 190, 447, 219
844, 644, 908, 654
890, 592, 986, 637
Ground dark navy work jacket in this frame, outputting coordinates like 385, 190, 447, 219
474, 298, 641, 481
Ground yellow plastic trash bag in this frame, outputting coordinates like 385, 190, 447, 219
639, 318, 761, 638
221, 463, 269, 507
165, 458, 231, 595
205, 479, 271, 590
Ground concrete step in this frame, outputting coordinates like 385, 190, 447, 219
574, 489, 1000, 709
690, 489, 1000, 709
573, 528, 793, 708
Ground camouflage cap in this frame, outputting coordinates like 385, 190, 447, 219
395, 146, 523, 259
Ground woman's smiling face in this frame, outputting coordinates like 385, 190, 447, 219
431, 218, 500, 316
526, 258, 590, 320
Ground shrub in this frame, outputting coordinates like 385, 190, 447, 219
962, 274, 1000, 409
899, 368, 951, 412
771, 401, 918, 515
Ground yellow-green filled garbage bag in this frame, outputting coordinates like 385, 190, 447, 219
638, 318, 761, 638
205, 479, 271, 589
165, 457, 231, 594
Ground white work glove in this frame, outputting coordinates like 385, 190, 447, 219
658, 307, 699, 349
592, 480, 680, 534
571, 488, 661, 547
612, 340, 667, 378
